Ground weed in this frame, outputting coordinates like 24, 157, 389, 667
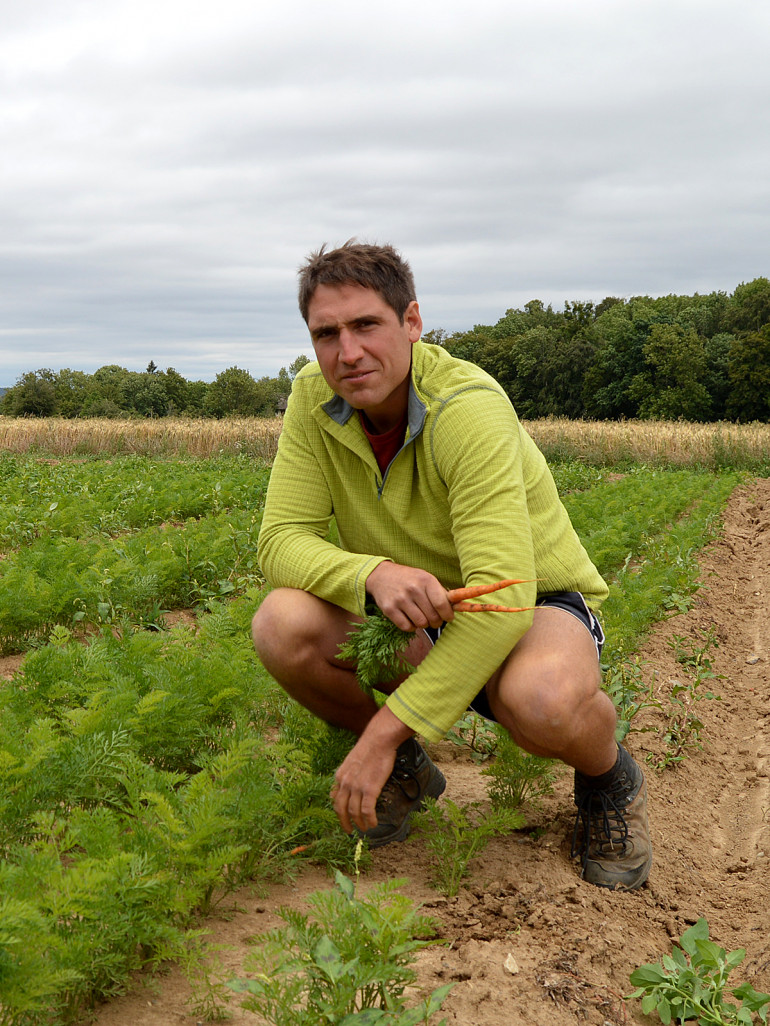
602, 652, 658, 742
445, 711, 499, 763
228, 870, 453, 1025
648, 628, 723, 771
416, 798, 523, 898
628, 917, 770, 1024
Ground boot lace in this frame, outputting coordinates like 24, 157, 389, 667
571, 771, 633, 867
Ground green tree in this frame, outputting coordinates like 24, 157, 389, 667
628, 323, 711, 421
160, 367, 191, 415
204, 366, 262, 417
726, 324, 770, 421
53, 369, 93, 418
728, 277, 770, 333
1, 369, 58, 417
288, 354, 311, 379
583, 309, 648, 419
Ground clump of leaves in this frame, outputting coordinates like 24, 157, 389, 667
445, 712, 499, 763
482, 728, 559, 810
628, 917, 770, 1024
337, 609, 412, 698
417, 798, 523, 898
228, 870, 452, 1025
603, 651, 658, 742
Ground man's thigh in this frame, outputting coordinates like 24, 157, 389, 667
481, 603, 604, 723
252, 588, 431, 691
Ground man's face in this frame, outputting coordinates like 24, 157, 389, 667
307, 283, 422, 432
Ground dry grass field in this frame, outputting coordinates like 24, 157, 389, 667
1, 414, 768, 471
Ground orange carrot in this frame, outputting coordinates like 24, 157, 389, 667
452, 602, 536, 612
446, 578, 536, 603
289, 845, 309, 855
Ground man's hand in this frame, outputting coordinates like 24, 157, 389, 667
332, 705, 413, 834
365, 561, 455, 632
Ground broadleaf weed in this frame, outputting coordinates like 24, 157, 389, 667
628, 917, 770, 1024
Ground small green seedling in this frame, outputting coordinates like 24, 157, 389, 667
628, 917, 770, 1024
417, 798, 523, 898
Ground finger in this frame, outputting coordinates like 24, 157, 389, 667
358, 791, 379, 831
332, 784, 354, 835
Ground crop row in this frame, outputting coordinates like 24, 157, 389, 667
0, 453, 269, 550
0, 457, 744, 1022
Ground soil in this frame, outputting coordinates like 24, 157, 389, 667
22, 478, 770, 1025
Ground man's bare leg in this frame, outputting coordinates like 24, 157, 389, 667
484, 606, 651, 890
251, 587, 431, 734
484, 606, 618, 776
251, 587, 440, 839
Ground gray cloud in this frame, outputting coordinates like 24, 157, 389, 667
1, 0, 768, 385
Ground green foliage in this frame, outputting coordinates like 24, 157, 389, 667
482, 728, 558, 809
337, 610, 412, 698
648, 628, 723, 771
0, 592, 358, 1022
441, 278, 770, 422
445, 711, 499, 763
602, 652, 657, 742
228, 871, 452, 1025
0, 359, 308, 420
417, 798, 523, 898
628, 918, 770, 1024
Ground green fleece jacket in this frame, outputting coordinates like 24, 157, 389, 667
257, 341, 608, 741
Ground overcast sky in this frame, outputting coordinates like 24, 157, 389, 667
1, 0, 769, 386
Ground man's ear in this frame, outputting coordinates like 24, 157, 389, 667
405, 301, 423, 343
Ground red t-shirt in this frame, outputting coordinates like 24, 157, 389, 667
358, 410, 408, 474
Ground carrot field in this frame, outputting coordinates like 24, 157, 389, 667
0, 418, 768, 1025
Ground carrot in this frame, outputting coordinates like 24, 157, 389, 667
446, 578, 536, 603
289, 845, 309, 856
452, 602, 536, 612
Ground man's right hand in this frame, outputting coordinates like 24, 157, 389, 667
365, 561, 455, 632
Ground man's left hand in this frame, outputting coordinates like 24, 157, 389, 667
332, 705, 413, 834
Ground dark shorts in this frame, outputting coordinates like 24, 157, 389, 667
423, 591, 605, 723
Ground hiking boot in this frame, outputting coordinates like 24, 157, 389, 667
571, 744, 652, 891
363, 737, 446, 848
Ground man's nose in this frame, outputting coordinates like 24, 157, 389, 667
338, 329, 363, 362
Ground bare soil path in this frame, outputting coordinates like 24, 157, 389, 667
82, 478, 770, 1026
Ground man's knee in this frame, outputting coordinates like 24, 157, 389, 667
251, 588, 354, 672
492, 653, 601, 740
252, 589, 314, 663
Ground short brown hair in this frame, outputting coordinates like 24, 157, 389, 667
298, 241, 417, 323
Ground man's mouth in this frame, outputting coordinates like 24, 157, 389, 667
341, 370, 374, 385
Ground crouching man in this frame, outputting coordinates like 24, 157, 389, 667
252, 241, 651, 890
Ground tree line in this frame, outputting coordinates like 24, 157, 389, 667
3, 277, 769, 422
428, 277, 770, 423
0, 356, 312, 419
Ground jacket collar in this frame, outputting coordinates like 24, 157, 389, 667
321, 358, 428, 442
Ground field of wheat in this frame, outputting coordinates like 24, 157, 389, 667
1, 415, 769, 471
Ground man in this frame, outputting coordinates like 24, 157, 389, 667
253, 241, 651, 890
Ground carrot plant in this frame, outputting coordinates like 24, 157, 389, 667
417, 798, 523, 898
229, 870, 453, 1025
0, 592, 360, 1023
482, 727, 559, 810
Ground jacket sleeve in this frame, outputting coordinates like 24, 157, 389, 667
385, 386, 542, 740
257, 385, 388, 616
